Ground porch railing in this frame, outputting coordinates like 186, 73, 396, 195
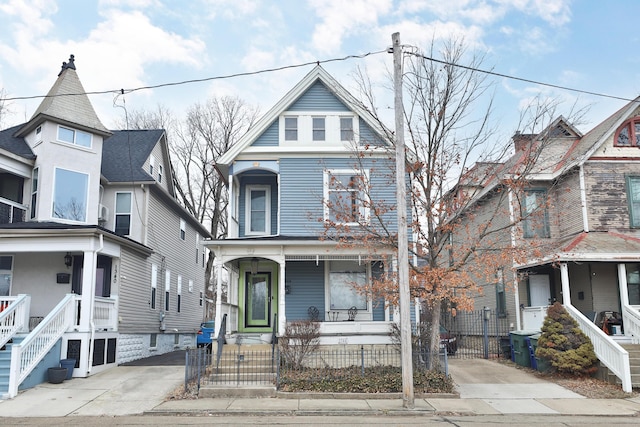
219, 302, 238, 334
7, 294, 77, 398
622, 304, 640, 344
0, 197, 27, 224
93, 296, 118, 331
565, 304, 632, 393
0, 295, 31, 349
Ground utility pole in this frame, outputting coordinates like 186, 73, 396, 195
392, 31, 414, 409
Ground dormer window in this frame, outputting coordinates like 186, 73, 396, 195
57, 126, 91, 148
615, 118, 640, 147
340, 117, 354, 141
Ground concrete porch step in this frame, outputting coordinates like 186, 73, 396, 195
199, 384, 276, 398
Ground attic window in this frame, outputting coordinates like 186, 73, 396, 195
615, 118, 640, 147
57, 126, 91, 148
285, 117, 298, 141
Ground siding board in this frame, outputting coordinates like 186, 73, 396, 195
289, 81, 349, 111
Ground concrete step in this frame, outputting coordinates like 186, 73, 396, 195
198, 385, 276, 398
211, 364, 275, 374
220, 343, 273, 353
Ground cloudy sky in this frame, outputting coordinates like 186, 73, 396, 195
0, 0, 639, 142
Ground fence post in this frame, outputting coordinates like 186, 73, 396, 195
361, 346, 365, 376
483, 306, 491, 359
184, 350, 189, 391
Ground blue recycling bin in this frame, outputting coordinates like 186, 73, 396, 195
60, 358, 76, 380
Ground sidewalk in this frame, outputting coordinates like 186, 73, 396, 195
1, 357, 639, 417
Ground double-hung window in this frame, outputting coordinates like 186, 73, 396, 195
521, 189, 550, 238
180, 219, 186, 240
284, 117, 298, 141
340, 117, 354, 141
324, 169, 369, 224
150, 264, 157, 309
246, 185, 270, 235
177, 275, 182, 313
30, 168, 38, 219
57, 126, 92, 148
0, 255, 13, 296
52, 168, 88, 222
165, 270, 171, 311
313, 117, 325, 141
627, 176, 640, 227
158, 165, 163, 183
115, 192, 132, 236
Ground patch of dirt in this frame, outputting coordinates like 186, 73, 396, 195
497, 358, 637, 399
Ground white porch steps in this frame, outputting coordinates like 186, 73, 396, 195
199, 343, 277, 398
620, 344, 640, 388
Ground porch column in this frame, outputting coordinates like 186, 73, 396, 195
618, 263, 629, 307
79, 250, 98, 332
214, 255, 223, 338
513, 273, 521, 330
560, 262, 571, 306
278, 260, 286, 335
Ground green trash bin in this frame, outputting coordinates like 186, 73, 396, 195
529, 333, 550, 372
510, 331, 537, 367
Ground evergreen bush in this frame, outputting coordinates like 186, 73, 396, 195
535, 302, 598, 376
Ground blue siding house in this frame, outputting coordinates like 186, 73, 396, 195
208, 66, 413, 345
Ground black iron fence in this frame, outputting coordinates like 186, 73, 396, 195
440, 308, 511, 359
184, 347, 212, 391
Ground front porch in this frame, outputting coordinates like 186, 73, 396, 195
519, 261, 640, 392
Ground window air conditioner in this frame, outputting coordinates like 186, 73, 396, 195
98, 204, 109, 222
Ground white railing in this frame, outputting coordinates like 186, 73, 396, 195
565, 304, 632, 392
622, 305, 640, 344
0, 295, 30, 349
7, 294, 77, 398
0, 197, 27, 224
219, 302, 238, 334
94, 296, 118, 331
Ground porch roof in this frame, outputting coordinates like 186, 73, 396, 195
519, 231, 640, 268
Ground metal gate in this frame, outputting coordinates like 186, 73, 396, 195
440, 308, 511, 360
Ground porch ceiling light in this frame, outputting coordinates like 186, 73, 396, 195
251, 257, 259, 275
64, 252, 72, 268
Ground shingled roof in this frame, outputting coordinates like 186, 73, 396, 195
101, 129, 164, 183
0, 124, 35, 159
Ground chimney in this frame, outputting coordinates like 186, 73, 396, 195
512, 131, 535, 152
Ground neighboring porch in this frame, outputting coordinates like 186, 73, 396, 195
519, 259, 640, 392
209, 241, 404, 347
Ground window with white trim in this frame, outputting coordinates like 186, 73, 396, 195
177, 275, 182, 313
245, 185, 270, 235
165, 270, 171, 311
150, 264, 157, 309
115, 192, 131, 236
328, 260, 367, 311
57, 125, 92, 148
521, 189, 550, 238
284, 117, 298, 141
158, 164, 163, 183
52, 167, 88, 222
313, 117, 325, 141
324, 169, 369, 224
627, 176, 640, 227
30, 168, 38, 219
149, 156, 155, 175
0, 255, 13, 296
180, 219, 186, 240
340, 117, 354, 141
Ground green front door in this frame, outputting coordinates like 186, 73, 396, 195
245, 272, 271, 327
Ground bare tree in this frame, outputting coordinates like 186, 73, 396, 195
323, 38, 587, 367
115, 97, 258, 319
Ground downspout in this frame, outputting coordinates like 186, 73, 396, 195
579, 165, 589, 232
508, 189, 521, 330
87, 233, 104, 375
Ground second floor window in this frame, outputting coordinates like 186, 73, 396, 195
627, 176, 640, 227
521, 189, 550, 238
115, 192, 132, 236
30, 168, 38, 219
180, 219, 186, 240
246, 185, 270, 235
158, 165, 163, 183
58, 126, 92, 148
52, 168, 88, 222
285, 117, 298, 141
313, 117, 325, 141
324, 169, 369, 225
340, 117, 354, 141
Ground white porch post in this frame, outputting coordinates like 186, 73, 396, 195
278, 260, 286, 335
560, 262, 571, 306
214, 255, 223, 338
513, 272, 521, 330
618, 263, 630, 307
79, 250, 98, 331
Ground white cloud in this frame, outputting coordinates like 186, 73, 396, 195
309, 0, 393, 54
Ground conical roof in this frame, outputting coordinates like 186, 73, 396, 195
16, 55, 111, 137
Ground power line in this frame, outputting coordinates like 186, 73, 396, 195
404, 50, 637, 103
0, 50, 387, 102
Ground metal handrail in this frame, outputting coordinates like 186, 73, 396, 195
215, 313, 227, 373
271, 312, 278, 369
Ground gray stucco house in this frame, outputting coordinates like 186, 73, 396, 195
0, 56, 210, 398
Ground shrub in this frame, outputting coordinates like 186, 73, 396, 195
278, 320, 320, 369
535, 302, 598, 376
